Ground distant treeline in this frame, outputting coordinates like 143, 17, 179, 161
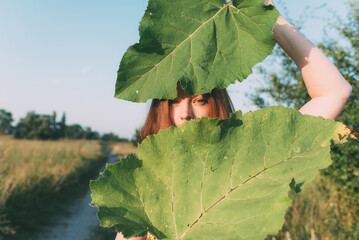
0, 109, 130, 141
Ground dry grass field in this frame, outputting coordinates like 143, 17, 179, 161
0, 136, 102, 197
111, 142, 137, 159
0, 135, 106, 238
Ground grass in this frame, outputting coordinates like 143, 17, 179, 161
110, 142, 137, 163
267, 175, 359, 240
0, 135, 107, 239
110, 142, 137, 158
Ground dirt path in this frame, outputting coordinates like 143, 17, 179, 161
38, 153, 118, 240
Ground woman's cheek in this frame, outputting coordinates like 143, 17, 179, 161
194, 104, 211, 118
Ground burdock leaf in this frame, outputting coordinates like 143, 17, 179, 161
90, 106, 351, 239
115, 0, 279, 102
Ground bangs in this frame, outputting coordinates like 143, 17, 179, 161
140, 89, 234, 142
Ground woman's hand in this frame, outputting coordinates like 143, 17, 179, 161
264, 0, 274, 7
115, 232, 147, 240
267, 0, 352, 119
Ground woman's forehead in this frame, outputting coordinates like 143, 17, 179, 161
175, 91, 204, 100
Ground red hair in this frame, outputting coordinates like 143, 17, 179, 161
140, 88, 234, 142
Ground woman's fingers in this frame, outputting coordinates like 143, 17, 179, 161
264, 0, 274, 6
115, 232, 147, 240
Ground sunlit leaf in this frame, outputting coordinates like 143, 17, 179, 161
115, 0, 279, 102
90, 106, 351, 239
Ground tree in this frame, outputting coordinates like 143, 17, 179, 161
58, 112, 66, 138
101, 133, 120, 142
131, 128, 141, 146
65, 124, 85, 139
13, 112, 57, 140
11, 110, 121, 141
252, 1, 359, 238
0, 109, 13, 135
84, 127, 100, 140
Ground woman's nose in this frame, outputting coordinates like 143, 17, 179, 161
180, 101, 194, 120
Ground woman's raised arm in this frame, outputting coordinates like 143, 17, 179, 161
268, 2, 352, 120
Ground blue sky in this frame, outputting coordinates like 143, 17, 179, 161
0, 0, 349, 138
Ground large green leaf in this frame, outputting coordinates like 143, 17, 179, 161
115, 0, 279, 102
90, 106, 351, 239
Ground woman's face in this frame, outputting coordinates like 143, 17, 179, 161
169, 93, 211, 127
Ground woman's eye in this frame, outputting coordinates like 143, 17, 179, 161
194, 99, 207, 104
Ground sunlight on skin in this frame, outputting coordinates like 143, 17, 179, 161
268, 0, 352, 120
274, 16, 352, 120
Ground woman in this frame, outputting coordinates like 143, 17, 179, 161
116, 2, 352, 239
140, 86, 235, 142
